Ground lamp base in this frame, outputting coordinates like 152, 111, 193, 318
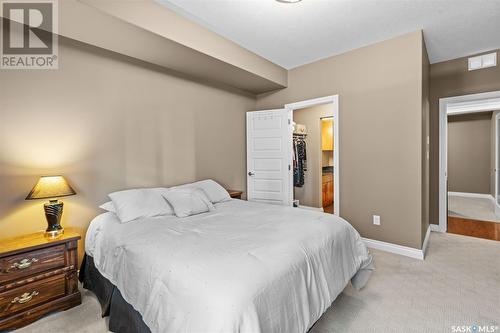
44, 200, 64, 238
45, 228, 64, 238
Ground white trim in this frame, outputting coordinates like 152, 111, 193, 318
285, 96, 336, 110
430, 224, 445, 232
288, 109, 294, 206
362, 238, 425, 260
422, 226, 431, 258
441, 90, 500, 110
296, 205, 324, 212
333, 99, 339, 218
447, 97, 500, 115
439, 90, 500, 232
495, 112, 500, 218
285, 95, 340, 217
448, 192, 495, 200
439, 97, 448, 232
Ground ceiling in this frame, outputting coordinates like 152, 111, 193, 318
157, 0, 500, 69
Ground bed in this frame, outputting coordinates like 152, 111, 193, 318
81, 198, 373, 333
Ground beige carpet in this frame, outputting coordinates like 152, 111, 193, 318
15, 232, 500, 333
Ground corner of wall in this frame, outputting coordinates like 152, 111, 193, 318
421, 32, 431, 248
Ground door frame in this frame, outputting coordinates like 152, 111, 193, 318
438, 90, 500, 232
495, 112, 500, 217
285, 95, 340, 216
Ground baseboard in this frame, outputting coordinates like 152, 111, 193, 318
448, 192, 494, 201
362, 238, 424, 260
297, 205, 323, 212
430, 224, 445, 232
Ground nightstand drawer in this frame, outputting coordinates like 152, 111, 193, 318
0, 274, 66, 318
0, 245, 66, 285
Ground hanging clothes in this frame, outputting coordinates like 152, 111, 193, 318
293, 135, 307, 187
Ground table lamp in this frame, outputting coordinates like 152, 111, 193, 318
25, 175, 76, 237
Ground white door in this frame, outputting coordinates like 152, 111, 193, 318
246, 109, 292, 205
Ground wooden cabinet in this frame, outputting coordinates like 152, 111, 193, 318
0, 230, 81, 331
321, 118, 333, 151
322, 118, 334, 209
322, 174, 334, 207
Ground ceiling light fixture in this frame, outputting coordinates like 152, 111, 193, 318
276, 0, 302, 3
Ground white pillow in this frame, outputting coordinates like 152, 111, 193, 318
99, 201, 116, 213
163, 188, 215, 218
195, 180, 231, 203
174, 179, 230, 204
108, 188, 173, 223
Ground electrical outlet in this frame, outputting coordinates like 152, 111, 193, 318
373, 215, 381, 226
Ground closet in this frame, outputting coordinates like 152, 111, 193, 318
246, 96, 338, 212
292, 105, 334, 214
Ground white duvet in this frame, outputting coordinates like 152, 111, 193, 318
86, 199, 373, 333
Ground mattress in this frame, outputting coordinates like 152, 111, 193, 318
85, 199, 373, 333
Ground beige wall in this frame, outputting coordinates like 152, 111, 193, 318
258, 31, 426, 249
0, 29, 431, 253
421, 37, 430, 245
293, 104, 333, 208
447, 113, 492, 194
0, 38, 255, 258
430, 50, 500, 224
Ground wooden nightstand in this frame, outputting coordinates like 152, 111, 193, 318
0, 230, 81, 331
227, 190, 243, 199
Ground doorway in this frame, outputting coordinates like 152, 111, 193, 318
286, 95, 339, 215
438, 91, 500, 240
245, 95, 339, 215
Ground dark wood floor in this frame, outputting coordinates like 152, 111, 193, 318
448, 216, 500, 241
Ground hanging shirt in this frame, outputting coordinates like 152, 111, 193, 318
293, 137, 307, 187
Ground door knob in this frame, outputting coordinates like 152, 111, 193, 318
248, 171, 255, 176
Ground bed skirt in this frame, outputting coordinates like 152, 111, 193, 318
79, 254, 370, 333
79, 254, 151, 333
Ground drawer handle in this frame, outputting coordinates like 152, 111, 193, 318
11, 258, 39, 270
11, 291, 39, 304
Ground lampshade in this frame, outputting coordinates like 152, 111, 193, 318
26, 176, 76, 200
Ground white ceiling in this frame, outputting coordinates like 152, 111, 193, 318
157, 0, 500, 69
